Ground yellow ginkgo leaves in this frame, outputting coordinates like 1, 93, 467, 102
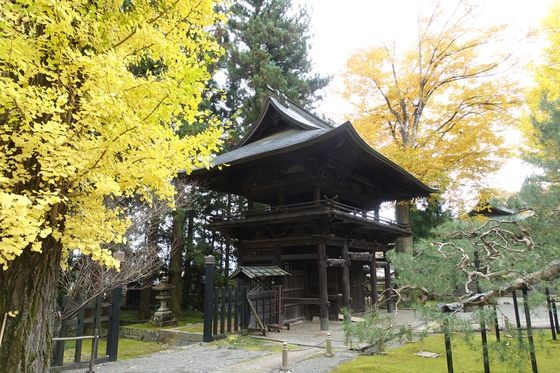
0, 0, 224, 270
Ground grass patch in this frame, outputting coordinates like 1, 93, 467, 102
125, 310, 204, 332
174, 323, 204, 333
62, 337, 168, 363
120, 310, 139, 322
211, 334, 287, 352
334, 333, 560, 373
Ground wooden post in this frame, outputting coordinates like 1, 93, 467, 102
52, 296, 69, 366
93, 295, 102, 359
342, 244, 351, 315
318, 242, 329, 330
106, 287, 122, 362
474, 251, 490, 373
552, 293, 560, 333
227, 287, 233, 333
87, 329, 99, 373
203, 255, 216, 342
242, 287, 249, 329
234, 288, 239, 332
370, 252, 378, 306
383, 262, 393, 313
277, 285, 283, 326
512, 290, 523, 344
373, 205, 380, 221
522, 287, 538, 373
313, 187, 321, 204
493, 304, 500, 342
213, 291, 218, 335
546, 288, 557, 340
220, 287, 226, 334
275, 246, 281, 266
444, 318, 454, 373
74, 299, 85, 363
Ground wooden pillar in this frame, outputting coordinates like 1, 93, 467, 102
370, 252, 378, 306
106, 287, 122, 361
318, 242, 329, 330
373, 206, 380, 221
274, 246, 281, 266
203, 255, 216, 342
238, 244, 245, 266
384, 261, 393, 313
342, 243, 351, 312
313, 187, 321, 203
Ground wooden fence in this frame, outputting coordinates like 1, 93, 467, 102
441, 286, 559, 373
50, 288, 121, 371
211, 286, 249, 338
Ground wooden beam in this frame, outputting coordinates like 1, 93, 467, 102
326, 258, 345, 267
348, 252, 373, 261
283, 297, 322, 305
281, 253, 318, 261
242, 236, 320, 249
318, 242, 329, 330
241, 255, 274, 263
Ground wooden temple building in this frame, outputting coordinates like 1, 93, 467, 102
187, 96, 435, 330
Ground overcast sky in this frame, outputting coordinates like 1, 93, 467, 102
294, 0, 553, 193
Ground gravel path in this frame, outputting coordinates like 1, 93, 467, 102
72, 341, 357, 373
71, 344, 272, 373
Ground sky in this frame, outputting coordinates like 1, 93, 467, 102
293, 0, 554, 194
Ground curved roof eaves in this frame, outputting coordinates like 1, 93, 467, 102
211, 128, 331, 166
340, 123, 437, 195
235, 96, 332, 148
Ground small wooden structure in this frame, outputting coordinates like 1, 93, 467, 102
230, 266, 290, 332
186, 95, 434, 330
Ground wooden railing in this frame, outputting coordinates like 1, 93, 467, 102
50, 288, 121, 371
210, 199, 408, 230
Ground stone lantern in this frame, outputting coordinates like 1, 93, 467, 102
150, 276, 178, 327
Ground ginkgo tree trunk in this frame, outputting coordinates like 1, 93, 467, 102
343, 1, 520, 252
0, 1, 223, 371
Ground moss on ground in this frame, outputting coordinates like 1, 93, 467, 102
334, 332, 560, 373
63, 337, 168, 363
124, 310, 204, 333
210, 334, 294, 352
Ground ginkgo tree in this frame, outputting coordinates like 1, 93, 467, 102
0, 1, 223, 370
524, 0, 560, 182
343, 0, 520, 252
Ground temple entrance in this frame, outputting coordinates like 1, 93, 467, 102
188, 95, 435, 331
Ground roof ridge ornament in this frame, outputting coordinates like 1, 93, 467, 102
265, 84, 290, 108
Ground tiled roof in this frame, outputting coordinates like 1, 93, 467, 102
229, 265, 291, 279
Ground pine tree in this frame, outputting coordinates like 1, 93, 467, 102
224, 0, 330, 130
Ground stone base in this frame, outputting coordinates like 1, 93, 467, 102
150, 311, 178, 327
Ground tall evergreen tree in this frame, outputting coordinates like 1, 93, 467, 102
224, 0, 330, 131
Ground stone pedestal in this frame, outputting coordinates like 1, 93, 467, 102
150, 276, 178, 327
